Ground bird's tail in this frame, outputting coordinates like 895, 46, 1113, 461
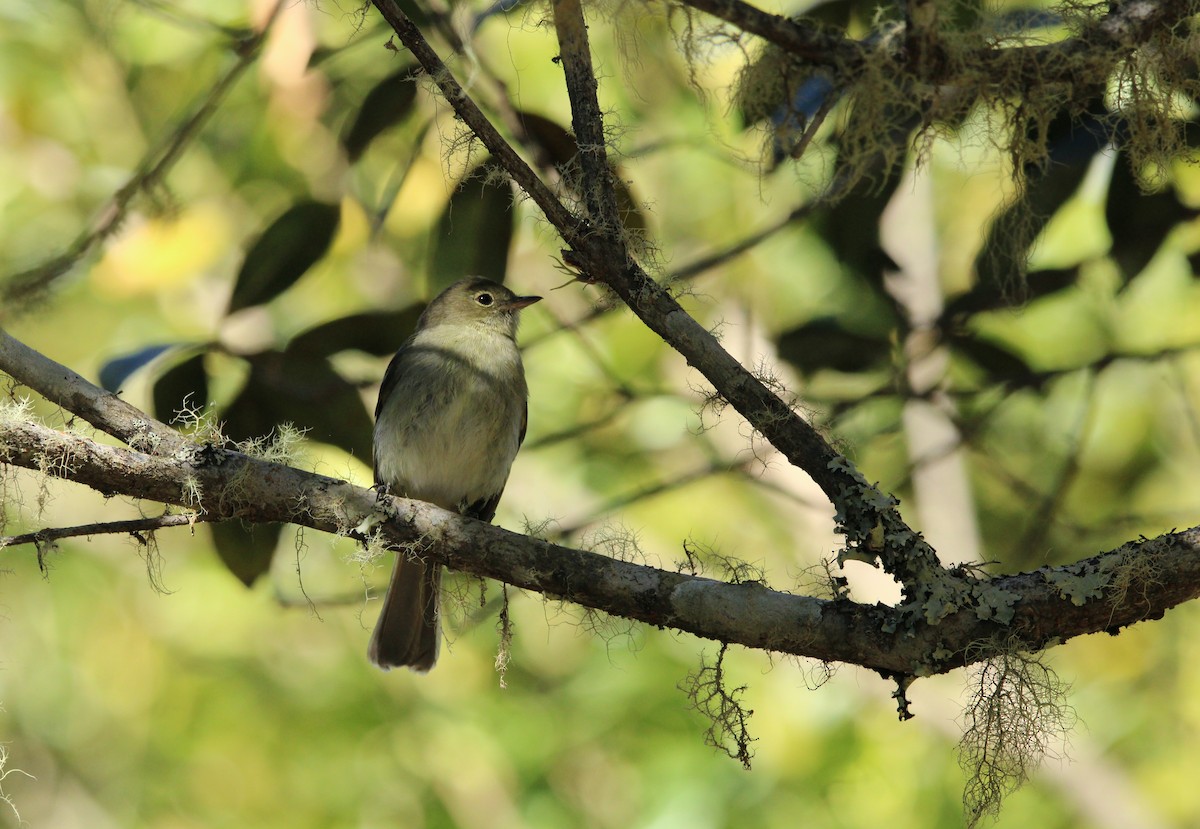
368, 554, 441, 672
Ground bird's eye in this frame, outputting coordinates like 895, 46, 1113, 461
475, 292, 494, 306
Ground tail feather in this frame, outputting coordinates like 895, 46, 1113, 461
368, 555, 441, 672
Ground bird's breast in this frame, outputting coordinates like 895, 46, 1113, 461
373, 326, 527, 511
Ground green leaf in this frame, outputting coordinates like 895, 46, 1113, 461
518, 111, 578, 166
210, 521, 282, 587
152, 351, 209, 425
287, 305, 425, 358
776, 318, 891, 374
941, 268, 1077, 323
228, 201, 341, 313
949, 335, 1041, 390
223, 350, 374, 460
810, 158, 904, 296
1106, 160, 1196, 282
342, 64, 420, 162
428, 166, 514, 294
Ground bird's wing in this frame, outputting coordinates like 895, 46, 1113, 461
373, 347, 409, 486
464, 399, 527, 522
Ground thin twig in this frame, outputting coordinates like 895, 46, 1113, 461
671, 172, 852, 281
555, 460, 749, 539
0, 513, 208, 550
1, 4, 283, 316
372, 0, 582, 236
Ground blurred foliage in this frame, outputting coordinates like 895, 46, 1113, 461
3, 0, 1200, 827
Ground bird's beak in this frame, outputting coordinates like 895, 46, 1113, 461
506, 294, 542, 310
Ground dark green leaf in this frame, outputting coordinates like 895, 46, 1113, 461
1188, 250, 1200, 277
518, 111, 578, 167
974, 102, 1108, 294
210, 521, 282, 587
428, 166, 514, 294
1106, 160, 1197, 282
941, 268, 1078, 323
287, 305, 425, 358
518, 111, 647, 233
152, 352, 209, 425
99, 344, 176, 392
812, 171, 902, 294
342, 65, 421, 162
949, 335, 1042, 390
777, 318, 892, 374
229, 201, 341, 313
223, 350, 373, 459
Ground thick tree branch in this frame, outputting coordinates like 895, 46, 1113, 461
0, 329, 187, 455
0, 332, 1194, 676
664, 0, 1195, 90
3, 415, 1198, 677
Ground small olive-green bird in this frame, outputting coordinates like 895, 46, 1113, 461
369, 276, 541, 671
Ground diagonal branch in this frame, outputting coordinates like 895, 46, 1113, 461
0, 329, 187, 455
372, 0, 944, 588
663, 0, 864, 69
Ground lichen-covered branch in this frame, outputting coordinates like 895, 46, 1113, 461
661, 0, 1196, 92
550, 0, 625, 235
0, 329, 186, 455
661, 0, 864, 69
3, 412, 1199, 677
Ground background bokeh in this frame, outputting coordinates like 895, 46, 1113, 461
3, 0, 1200, 826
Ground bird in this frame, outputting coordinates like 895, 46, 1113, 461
369, 276, 541, 671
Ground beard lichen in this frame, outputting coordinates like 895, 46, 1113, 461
958, 641, 1076, 827
728, 0, 1200, 296
680, 642, 756, 769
